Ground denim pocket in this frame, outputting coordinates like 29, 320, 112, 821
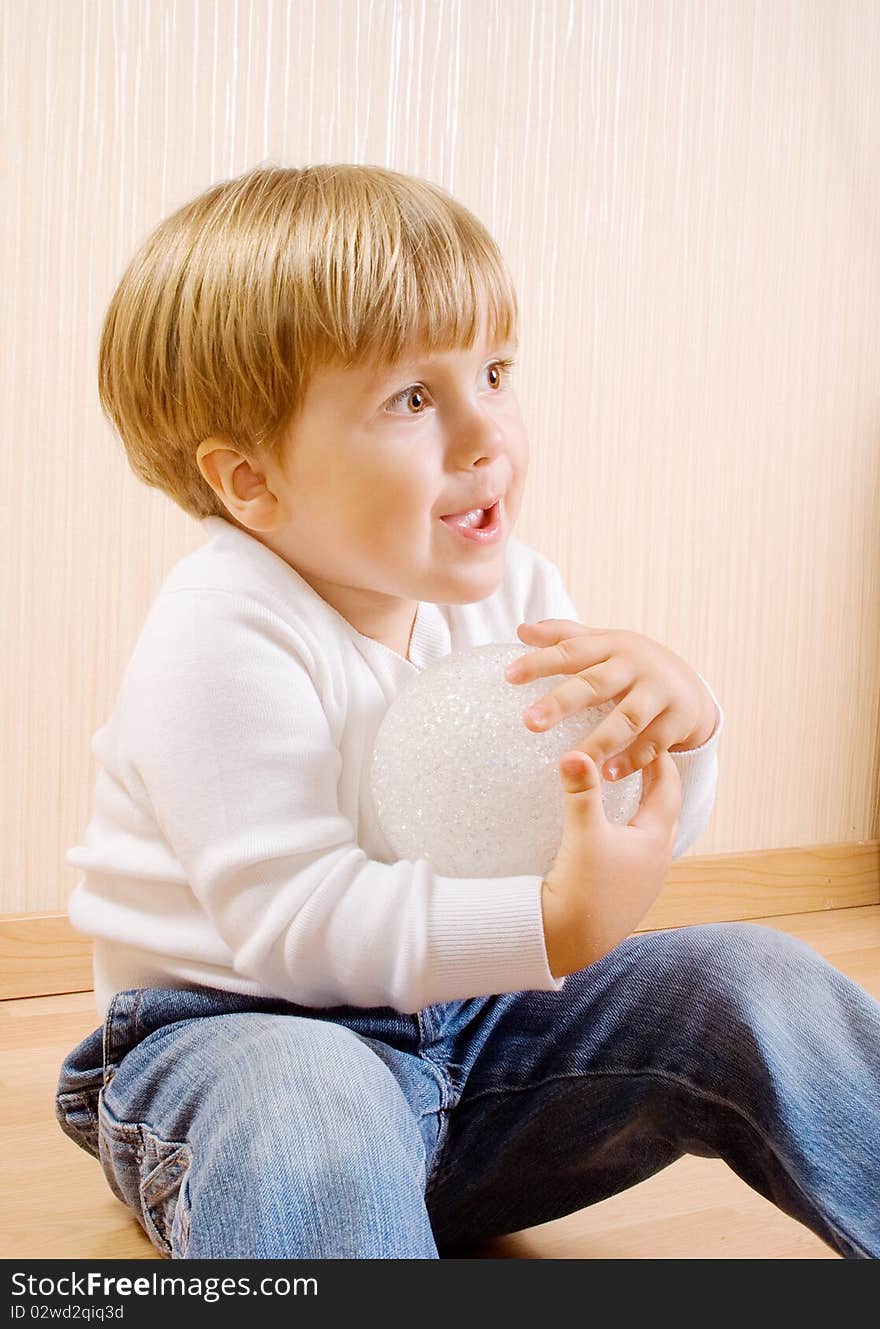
138, 1127, 192, 1258
98, 1096, 192, 1259
55, 1025, 105, 1159
55, 1086, 101, 1159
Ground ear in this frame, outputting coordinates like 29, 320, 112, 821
196, 437, 281, 530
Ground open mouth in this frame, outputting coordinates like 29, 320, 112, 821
440, 500, 503, 543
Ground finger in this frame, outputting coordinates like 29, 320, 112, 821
510, 650, 616, 702
627, 752, 682, 841
558, 751, 607, 827
601, 710, 677, 780
506, 633, 616, 686
572, 684, 665, 769
521, 669, 624, 733
517, 619, 595, 642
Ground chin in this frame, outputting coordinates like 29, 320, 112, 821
441, 559, 507, 605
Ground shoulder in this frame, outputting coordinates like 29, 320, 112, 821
116, 526, 354, 725
133, 517, 349, 674
162, 518, 339, 632
109, 579, 350, 790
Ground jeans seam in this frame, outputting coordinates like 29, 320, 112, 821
415, 1051, 457, 1197
102, 989, 146, 1087
421, 1103, 450, 1201
417, 1006, 438, 1045
458, 1066, 870, 1259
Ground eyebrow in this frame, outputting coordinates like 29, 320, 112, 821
362, 338, 519, 391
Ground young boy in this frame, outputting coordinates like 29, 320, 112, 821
56, 164, 880, 1260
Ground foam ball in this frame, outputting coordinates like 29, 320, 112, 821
370, 642, 642, 878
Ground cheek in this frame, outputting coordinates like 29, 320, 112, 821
509, 427, 529, 487
382, 458, 436, 513
352, 471, 427, 540
503, 407, 529, 466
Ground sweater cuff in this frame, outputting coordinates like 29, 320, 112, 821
423, 873, 565, 1005
669, 673, 723, 759
666, 672, 722, 823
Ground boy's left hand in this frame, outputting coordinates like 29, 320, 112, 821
505, 619, 718, 781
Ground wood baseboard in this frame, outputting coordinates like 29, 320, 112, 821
2, 840, 878, 1001
641, 839, 880, 931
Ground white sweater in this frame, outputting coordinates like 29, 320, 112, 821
67, 516, 724, 1019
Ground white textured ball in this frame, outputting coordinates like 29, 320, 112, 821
370, 642, 643, 878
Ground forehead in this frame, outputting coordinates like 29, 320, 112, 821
358, 344, 466, 389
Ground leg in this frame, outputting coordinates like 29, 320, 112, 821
423, 924, 880, 1259
61, 992, 444, 1258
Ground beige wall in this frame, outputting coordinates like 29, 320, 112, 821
3, 0, 879, 916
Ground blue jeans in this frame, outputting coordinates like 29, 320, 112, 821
55, 923, 880, 1259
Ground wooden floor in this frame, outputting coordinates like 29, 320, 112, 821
2, 905, 878, 1261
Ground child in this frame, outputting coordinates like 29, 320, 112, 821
56, 164, 880, 1260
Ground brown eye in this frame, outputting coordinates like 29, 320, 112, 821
488, 364, 500, 389
408, 388, 425, 412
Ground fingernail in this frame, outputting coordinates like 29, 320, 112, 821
504, 664, 520, 680
606, 764, 620, 780
525, 706, 546, 724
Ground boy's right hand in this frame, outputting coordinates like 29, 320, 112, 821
541, 750, 682, 979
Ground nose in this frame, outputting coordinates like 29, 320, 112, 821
452, 399, 508, 467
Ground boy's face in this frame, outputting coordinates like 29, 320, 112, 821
200, 312, 527, 657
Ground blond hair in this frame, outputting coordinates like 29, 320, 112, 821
97, 163, 519, 521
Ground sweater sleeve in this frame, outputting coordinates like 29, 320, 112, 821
524, 554, 723, 860
120, 591, 563, 1014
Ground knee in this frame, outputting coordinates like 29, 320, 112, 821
187, 1019, 432, 1257
642, 921, 836, 1021
197, 1017, 427, 1186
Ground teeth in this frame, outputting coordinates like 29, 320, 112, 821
462, 508, 484, 525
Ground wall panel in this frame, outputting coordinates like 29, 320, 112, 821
3, 0, 878, 913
